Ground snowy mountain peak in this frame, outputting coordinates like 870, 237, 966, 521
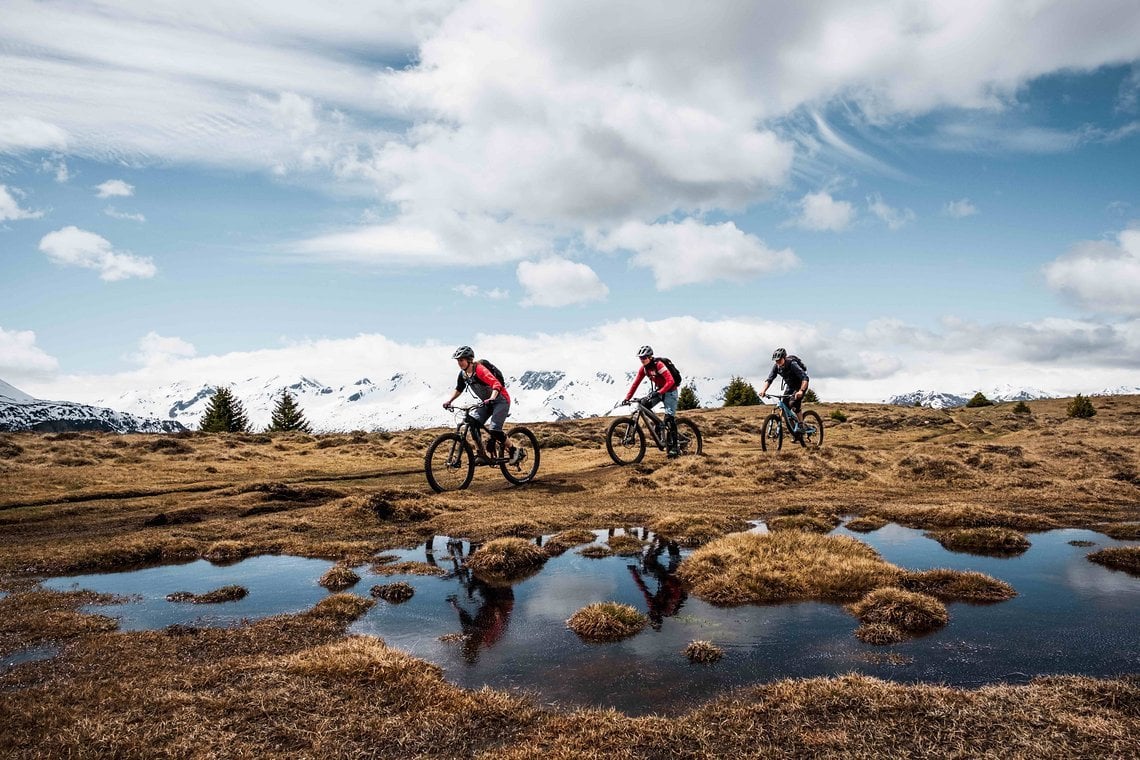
0, 378, 36, 404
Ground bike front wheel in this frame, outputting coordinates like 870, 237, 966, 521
801, 411, 824, 448
500, 426, 541, 485
760, 414, 783, 452
606, 418, 646, 465
424, 433, 475, 492
675, 418, 703, 455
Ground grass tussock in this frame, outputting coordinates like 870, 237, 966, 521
1096, 523, 1140, 540
930, 527, 1031, 555
307, 593, 375, 623
201, 540, 255, 564
566, 602, 647, 642
879, 504, 1057, 532
684, 640, 724, 664
767, 515, 835, 534
677, 532, 900, 605
848, 588, 948, 635
898, 569, 1016, 603
284, 635, 442, 686
606, 534, 644, 555
846, 515, 888, 532
578, 545, 612, 559
543, 529, 597, 555
318, 564, 361, 591
165, 585, 248, 604
649, 513, 751, 546
369, 561, 447, 577
1087, 547, 1140, 576
0, 589, 120, 652
369, 582, 415, 602
465, 538, 548, 580
854, 622, 908, 645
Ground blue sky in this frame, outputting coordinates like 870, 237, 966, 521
2, 1, 1139, 401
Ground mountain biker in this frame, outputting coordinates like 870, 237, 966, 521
622, 345, 681, 457
443, 346, 521, 465
759, 347, 810, 441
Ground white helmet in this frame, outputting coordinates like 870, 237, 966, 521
637, 345, 654, 358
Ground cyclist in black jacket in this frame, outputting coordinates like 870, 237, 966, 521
759, 347, 810, 441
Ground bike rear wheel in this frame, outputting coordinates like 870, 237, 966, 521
760, 413, 783, 452
500, 426, 540, 485
801, 411, 824, 448
606, 418, 646, 465
424, 433, 475, 492
675, 418, 703, 455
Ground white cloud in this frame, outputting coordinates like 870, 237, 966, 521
94, 179, 134, 198
41, 157, 70, 183
103, 207, 146, 223
453, 284, 509, 300
595, 219, 798, 289
1044, 226, 1140, 316
791, 191, 855, 231
944, 198, 978, 218
0, 185, 43, 221
0, 326, 60, 379
517, 258, 608, 307
130, 332, 196, 366
38, 226, 157, 281
0, 116, 68, 151
867, 193, 915, 230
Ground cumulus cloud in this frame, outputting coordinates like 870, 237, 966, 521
1044, 227, 1140, 316
791, 191, 855, 231
94, 179, 134, 198
0, 185, 43, 222
944, 198, 978, 218
130, 332, 196, 366
595, 219, 798, 289
0, 326, 60, 379
867, 193, 915, 230
517, 258, 608, 307
38, 226, 157, 281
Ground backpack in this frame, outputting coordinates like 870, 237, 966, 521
655, 357, 682, 386
786, 355, 807, 375
476, 359, 507, 387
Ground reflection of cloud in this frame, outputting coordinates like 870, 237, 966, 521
1064, 548, 1140, 597
519, 566, 619, 622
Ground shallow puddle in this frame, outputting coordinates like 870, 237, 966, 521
2, 644, 60, 670
40, 524, 1140, 715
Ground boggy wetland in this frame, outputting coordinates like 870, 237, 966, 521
2, 396, 1140, 757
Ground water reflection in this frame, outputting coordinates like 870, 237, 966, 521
628, 537, 686, 630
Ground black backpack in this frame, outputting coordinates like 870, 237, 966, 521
787, 355, 807, 375
655, 357, 682, 386
476, 359, 507, 387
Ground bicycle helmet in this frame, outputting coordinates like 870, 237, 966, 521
637, 345, 654, 358
452, 345, 475, 360
771, 347, 787, 361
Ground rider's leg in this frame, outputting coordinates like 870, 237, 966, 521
469, 403, 493, 459
486, 399, 512, 459
663, 389, 680, 456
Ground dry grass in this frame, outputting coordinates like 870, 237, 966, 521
854, 622, 908, 645
1087, 547, 1140, 576
578, 545, 612, 559
566, 602, 647, 642
165, 585, 248, 604
898, 569, 1017, 602
767, 514, 836, 534
846, 515, 888, 532
465, 538, 548, 580
1097, 523, 1140, 540
930, 527, 1032, 555
318, 564, 361, 590
847, 588, 949, 635
369, 581, 415, 602
369, 560, 447, 577
648, 513, 751, 546
606, 534, 644, 555
683, 640, 724, 664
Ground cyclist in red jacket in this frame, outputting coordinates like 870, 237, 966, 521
621, 345, 681, 457
443, 346, 520, 464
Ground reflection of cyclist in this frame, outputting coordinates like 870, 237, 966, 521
443, 346, 521, 465
447, 580, 514, 664
622, 346, 680, 457
627, 538, 686, 630
759, 348, 809, 442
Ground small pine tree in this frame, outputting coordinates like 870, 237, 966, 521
198, 386, 250, 433
803, 388, 820, 404
677, 384, 700, 411
829, 409, 848, 423
267, 389, 311, 433
1012, 401, 1031, 416
965, 392, 993, 408
722, 376, 760, 407
1067, 394, 1096, 419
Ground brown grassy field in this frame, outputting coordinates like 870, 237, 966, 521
1, 396, 1139, 756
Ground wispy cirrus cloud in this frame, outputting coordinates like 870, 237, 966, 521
944, 198, 978, 218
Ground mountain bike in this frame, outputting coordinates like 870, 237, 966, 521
759, 393, 823, 451
605, 396, 703, 465
424, 403, 540, 492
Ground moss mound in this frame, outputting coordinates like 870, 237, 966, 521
930, 527, 1030, 555
848, 588, 948, 634
684, 639, 724, 663
1088, 547, 1140, 576
566, 602, 647, 642
898, 569, 1016, 603
846, 516, 888, 532
677, 532, 900, 605
319, 564, 361, 591
465, 537, 548, 579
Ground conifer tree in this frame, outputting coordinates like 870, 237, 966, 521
198, 386, 250, 433
677, 384, 700, 411
803, 388, 820, 404
267, 389, 311, 432
1066, 394, 1096, 419
722, 376, 760, 407
965, 391, 994, 408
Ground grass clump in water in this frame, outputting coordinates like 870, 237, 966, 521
607, 534, 644, 555
930, 527, 1030, 555
566, 602, 647, 642
166, 585, 248, 604
898, 569, 1016, 603
677, 532, 900, 605
649, 513, 750, 546
308, 593, 374, 623
848, 588, 948, 636
578, 545, 612, 559
543, 529, 597, 555
369, 560, 447, 577
465, 537, 548, 580
319, 564, 361, 591
369, 582, 415, 603
846, 516, 888, 532
201, 540, 255, 564
1087, 547, 1140, 576
854, 622, 908, 645
767, 515, 835, 534
684, 640, 724, 664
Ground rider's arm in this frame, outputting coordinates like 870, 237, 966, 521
625, 366, 646, 401
473, 363, 505, 400
656, 361, 676, 394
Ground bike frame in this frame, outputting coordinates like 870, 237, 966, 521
620, 398, 670, 450
448, 404, 509, 464
763, 393, 814, 436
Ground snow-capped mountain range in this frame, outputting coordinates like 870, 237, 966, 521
0, 379, 185, 433
885, 384, 1140, 409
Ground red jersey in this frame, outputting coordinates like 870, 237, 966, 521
457, 362, 511, 403
625, 359, 676, 400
